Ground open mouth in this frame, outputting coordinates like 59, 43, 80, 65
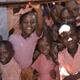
26, 27, 32, 31
24, 27, 33, 33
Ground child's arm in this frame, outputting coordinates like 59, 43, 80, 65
55, 65, 60, 80
29, 3, 43, 37
33, 50, 40, 63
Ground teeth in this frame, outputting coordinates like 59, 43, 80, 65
68, 37, 72, 41
27, 27, 31, 30
32, 15, 35, 19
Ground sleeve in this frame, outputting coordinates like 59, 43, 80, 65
32, 55, 41, 72
9, 35, 19, 50
9, 35, 16, 45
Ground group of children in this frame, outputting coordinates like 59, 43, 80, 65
0, 0, 80, 80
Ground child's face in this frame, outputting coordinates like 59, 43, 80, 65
52, 26, 59, 41
60, 29, 78, 49
66, 0, 78, 17
61, 9, 74, 22
21, 14, 36, 36
72, 7, 79, 17
45, 16, 54, 27
38, 37, 51, 55
0, 45, 12, 65
66, 0, 77, 11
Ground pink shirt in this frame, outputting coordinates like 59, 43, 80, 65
32, 54, 56, 80
9, 32, 39, 69
58, 44, 80, 80
1, 58, 21, 80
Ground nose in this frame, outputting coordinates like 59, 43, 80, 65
27, 22, 31, 26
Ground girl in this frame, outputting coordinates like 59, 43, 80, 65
0, 40, 21, 80
9, 3, 43, 80
32, 36, 60, 80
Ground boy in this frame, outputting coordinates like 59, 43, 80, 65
58, 24, 80, 80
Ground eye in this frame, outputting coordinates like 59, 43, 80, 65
3, 53, 8, 57
30, 20, 35, 24
23, 20, 29, 24
1, 50, 9, 55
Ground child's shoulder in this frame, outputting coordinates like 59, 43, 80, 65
9, 33, 21, 38
9, 33, 23, 42
3, 58, 21, 70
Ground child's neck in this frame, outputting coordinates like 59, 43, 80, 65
67, 44, 78, 58
21, 33, 30, 39
45, 55, 51, 60
42, 53, 51, 60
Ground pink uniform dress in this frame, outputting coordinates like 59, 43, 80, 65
32, 54, 56, 80
58, 44, 80, 80
9, 32, 39, 69
1, 58, 21, 80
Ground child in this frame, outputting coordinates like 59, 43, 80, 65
60, 7, 75, 24
32, 36, 60, 80
63, 0, 80, 29
65, 0, 78, 18
9, 3, 43, 80
0, 40, 21, 80
58, 23, 80, 80
65, 0, 80, 27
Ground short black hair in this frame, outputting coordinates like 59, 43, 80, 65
19, 10, 37, 29
0, 40, 14, 56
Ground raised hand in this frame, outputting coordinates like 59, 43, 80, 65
15, 4, 32, 15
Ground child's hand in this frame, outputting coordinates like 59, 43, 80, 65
28, 2, 41, 12
15, 4, 32, 15
33, 69, 39, 76
50, 69, 56, 79
33, 69, 39, 80
45, 17, 54, 27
